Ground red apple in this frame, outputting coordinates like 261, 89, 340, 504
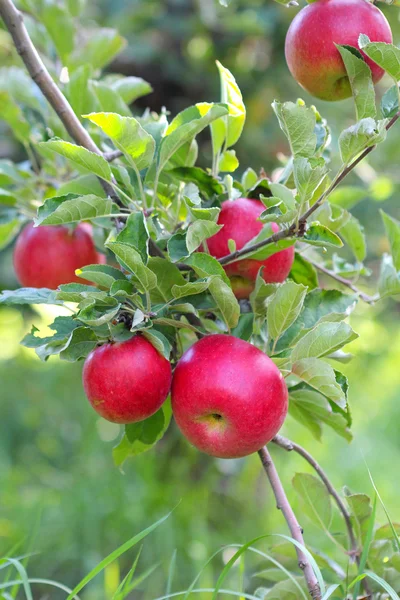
13, 222, 106, 289
83, 335, 172, 424
171, 334, 288, 459
285, 0, 392, 101
207, 198, 294, 299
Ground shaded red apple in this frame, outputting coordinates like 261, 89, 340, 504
83, 335, 172, 424
13, 222, 106, 289
171, 334, 288, 459
207, 198, 294, 299
285, 0, 392, 101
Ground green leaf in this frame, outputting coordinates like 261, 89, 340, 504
57, 175, 106, 198
0, 91, 30, 143
35, 194, 117, 225
158, 103, 228, 172
85, 112, 155, 171
76, 264, 127, 288
106, 242, 157, 291
208, 277, 240, 329
293, 157, 327, 206
289, 254, 318, 289
90, 81, 132, 117
70, 28, 126, 71
78, 299, 120, 327
60, 327, 98, 361
171, 279, 211, 300
186, 252, 231, 286
142, 330, 171, 359
65, 65, 97, 119
0, 210, 21, 249
21, 316, 79, 361
242, 224, 296, 260
148, 258, 186, 302
232, 313, 254, 341
169, 166, 224, 199
113, 402, 172, 467
167, 232, 189, 262
111, 76, 153, 104
116, 212, 149, 264
304, 224, 343, 248
0, 288, 62, 305
381, 84, 399, 118
329, 186, 367, 210
40, 3, 75, 63
289, 387, 352, 441
292, 358, 346, 408
216, 61, 246, 148
218, 149, 239, 172
110, 280, 134, 297
56, 283, 102, 303
359, 34, 400, 81
337, 46, 376, 121
268, 281, 307, 342
339, 117, 386, 164
272, 100, 317, 158
381, 210, 400, 270
292, 473, 332, 531
340, 214, 366, 262
345, 491, 372, 541
379, 253, 400, 299
40, 139, 112, 182
186, 220, 222, 254
291, 321, 358, 362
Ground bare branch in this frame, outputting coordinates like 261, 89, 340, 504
104, 149, 124, 162
309, 259, 376, 304
258, 446, 322, 600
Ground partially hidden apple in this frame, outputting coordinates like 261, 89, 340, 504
83, 336, 172, 424
171, 334, 288, 459
207, 198, 294, 299
13, 222, 106, 289
285, 0, 393, 101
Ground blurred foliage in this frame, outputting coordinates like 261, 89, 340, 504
1, 0, 400, 598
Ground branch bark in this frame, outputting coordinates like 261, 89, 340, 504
258, 446, 322, 600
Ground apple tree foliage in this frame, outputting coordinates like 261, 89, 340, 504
1, 0, 400, 597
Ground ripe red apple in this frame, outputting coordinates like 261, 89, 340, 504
207, 198, 295, 299
171, 334, 288, 459
13, 222, 106, 289
83, 335, 172, 424
285, 0, 393, 101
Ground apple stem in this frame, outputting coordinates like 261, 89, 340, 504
258, 446, 322, 600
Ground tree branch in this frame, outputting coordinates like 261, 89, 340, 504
218, 111, 400, 267
309, 259, 376, 304
104, 149, 124, 162
272, 435, 358, 559
258, 446, 322, 600
272, 435, 373, 597
0, 0, 120, 205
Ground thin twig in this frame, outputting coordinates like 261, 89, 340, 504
309, 259, 376, 305
104, 149, 123, 162
258, 446, 322, 600
218, 112, 400, 267
272, 435, 358, 559
272, 435, 373, 598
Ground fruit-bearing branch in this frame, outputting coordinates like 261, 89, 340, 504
218, 110, 400, 268
258, 446, 322, 600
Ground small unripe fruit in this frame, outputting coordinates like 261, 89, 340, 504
13, 222, 106, 289
285, 0, 393, 101
83, 336, 172, 424
207, 198, 295, 299
171, 334, 288, 459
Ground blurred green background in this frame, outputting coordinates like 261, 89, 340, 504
1, 0, 400, 597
